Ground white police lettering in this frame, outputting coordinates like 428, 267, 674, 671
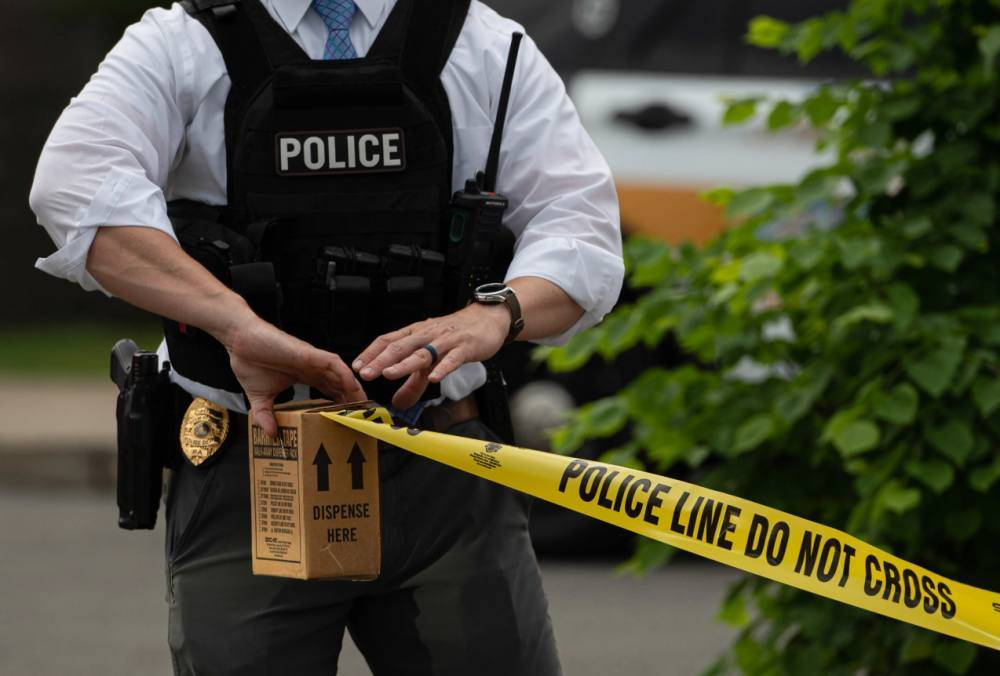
279, 138, 302, 172
358, 134, 379, 168
275, 129, 406, 176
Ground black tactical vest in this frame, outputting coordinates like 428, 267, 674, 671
166, 0, 473, 404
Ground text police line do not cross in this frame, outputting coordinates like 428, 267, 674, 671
326, 409, 999, 649
276, 128, 406, 176
557, 459, 957, 621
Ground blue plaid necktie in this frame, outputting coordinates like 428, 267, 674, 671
312, 0, 358, 60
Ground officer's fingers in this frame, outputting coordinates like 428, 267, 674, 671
428, 347, 465, 383
353, 326, 413, 371
381, 328, 466, 380
337, 371, 367, 403
306, 373, 366, 405
249, 397, 278, 438
381, 346, 434, 380
301, 349, 366, 403
390, 370, 429, 410
358, 333, 429, 381
319, 360, 367, 403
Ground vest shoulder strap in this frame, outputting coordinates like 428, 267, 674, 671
181, 0, 273, 99
373, 0, 470, 94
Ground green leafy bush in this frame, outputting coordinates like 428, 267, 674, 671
547, 1, 1000, 672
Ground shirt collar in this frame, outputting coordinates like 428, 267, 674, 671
271, 0, 386, 32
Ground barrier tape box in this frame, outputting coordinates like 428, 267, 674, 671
249, 400, 380, 580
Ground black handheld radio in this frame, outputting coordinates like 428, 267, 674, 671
445, 32, 523, 309
110, 339, 173, 530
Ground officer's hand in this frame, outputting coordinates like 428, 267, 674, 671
228, 318, 367, 437
352, 303, 509, 410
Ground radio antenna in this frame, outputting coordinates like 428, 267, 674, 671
482, 32, 523, 193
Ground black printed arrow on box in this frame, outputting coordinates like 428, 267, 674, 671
313, 443, 331, 492
347, 443, 366, 490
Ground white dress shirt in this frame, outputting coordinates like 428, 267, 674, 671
30, 0, 623, 412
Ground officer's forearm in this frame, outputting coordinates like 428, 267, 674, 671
87, 226, 256, 348
506, 276, 584, 342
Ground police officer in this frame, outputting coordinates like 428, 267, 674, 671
30, 1, 623, 673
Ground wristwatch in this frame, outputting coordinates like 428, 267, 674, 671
473, 283, 525, 344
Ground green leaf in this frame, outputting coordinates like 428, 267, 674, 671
836, 236, 881, 270
547, 328, 602, 372
549, 423, 586, 455
872, 383, 919, 425
971, 378, 1000, 417
925, 420, 974, 466
879, 480, 921, 514
855, 156, 906, 196
740, 252, 784, 282
979, 24, 1000, 71
904, 341, 965, 397
627, 237, 674, 286
951, 223, 988, 251
803, 89, 839, 126
598, 445, 642, 470
727, 189, 775, 220
900, 215, 932, 239
969, 458, 1000, 492
831, 303, 893, 336
933, 640, 977, 675
882, 96, 922, 121
767, 100, 800, 130
700, 186, 733, 206
578, 397, 629, 437
945, 509, 981, 543
716, 588, 750, 628
618, 539, 676, 576
904, 458, 955, 494
774, 365, 834, 425
731, 414, 775, 455
832, 419, 881, 457
598, 310, 643, 357
747, 16, 790, 48
858, 120, 891, 148
723, 98, 759, 126
886, 283, 919, 329
927, 245, 964, 272
899, 630, 936, 663
791, 18, 827, 63
950, 350, 985, 396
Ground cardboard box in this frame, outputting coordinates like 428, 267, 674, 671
248, 400, 380, 580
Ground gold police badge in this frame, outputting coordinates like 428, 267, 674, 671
180, 397, 230, 466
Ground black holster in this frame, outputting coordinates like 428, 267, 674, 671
111, 340, 187, 530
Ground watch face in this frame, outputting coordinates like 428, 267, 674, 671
476, 282, 507, 295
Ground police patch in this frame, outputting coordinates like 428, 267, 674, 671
180, 397, 230, 466
276, 128, 406, 176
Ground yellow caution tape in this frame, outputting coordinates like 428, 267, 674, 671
324, 407, 1000, 650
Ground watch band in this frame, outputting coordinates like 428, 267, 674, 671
501, 288, 525, 344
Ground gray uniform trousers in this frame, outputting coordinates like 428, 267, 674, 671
165, 413, 562, 675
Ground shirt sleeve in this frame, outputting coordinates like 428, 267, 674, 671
494, 33, 625, 346
28, 6, 193, 294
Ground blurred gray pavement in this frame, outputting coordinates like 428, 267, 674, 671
0, 488, 738, 676
0, 378, 118, 489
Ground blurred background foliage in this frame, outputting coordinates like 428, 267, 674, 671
547, 0, 1000, 673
